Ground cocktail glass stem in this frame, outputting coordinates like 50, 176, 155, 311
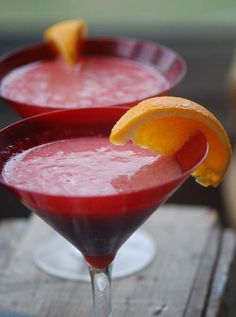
89, 264, 113, 317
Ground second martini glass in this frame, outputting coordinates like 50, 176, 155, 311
0, 38, 186, 280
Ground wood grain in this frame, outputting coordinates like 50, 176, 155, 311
0, 219, 26, 271
206, 230, 236, 317
184, 215, 221, 317
0, 205, 234, 317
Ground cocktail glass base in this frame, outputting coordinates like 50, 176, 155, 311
33, 229, 156, 281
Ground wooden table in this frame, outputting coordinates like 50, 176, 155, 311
0, 205, 235, 317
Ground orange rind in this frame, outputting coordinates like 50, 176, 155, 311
44, 19, 87, 66
110, 96, 232, 187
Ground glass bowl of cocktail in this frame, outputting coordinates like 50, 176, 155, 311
0, 96, 231, 317
0, 20, 186, 117
0, 20, 187, 280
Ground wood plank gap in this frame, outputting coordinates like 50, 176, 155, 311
201, 230, 223, 317
205, 229, 236, 317
183, 210, 222, 317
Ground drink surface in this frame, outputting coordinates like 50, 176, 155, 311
3, 136, 182, 196
0, 56, 168, 109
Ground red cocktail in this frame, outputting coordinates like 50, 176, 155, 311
0, 107, 208, 316
3, 135, 186, 268
1, 56, 169, 110
0, 38, 186, 117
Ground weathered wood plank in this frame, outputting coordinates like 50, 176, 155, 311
184, 213, 221, 317
205, 230, 236, 317
0, 219, 26, 271
112, 207, 220, 317
0, 205, 225, 317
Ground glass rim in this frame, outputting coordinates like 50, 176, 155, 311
0, 106, 208, 199
0, 37, 186, 113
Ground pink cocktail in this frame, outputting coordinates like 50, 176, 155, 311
0, 38, 186, 117
3, 136, 184, 268
0, 107, 207, 316
1, 56, 169, 110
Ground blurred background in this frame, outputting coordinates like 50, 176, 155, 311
0, 0, 235, 223
0, 0, 236, 37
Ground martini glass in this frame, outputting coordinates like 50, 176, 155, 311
0, 38, 186, 117
0, 38, 186, 280
0, 107, 208, 317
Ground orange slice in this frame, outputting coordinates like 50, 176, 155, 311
44, 19, 87, 66
110, 96, 232, 187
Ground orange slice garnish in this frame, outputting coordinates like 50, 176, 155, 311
110, 96, 232, 187
44, 19, 87, 66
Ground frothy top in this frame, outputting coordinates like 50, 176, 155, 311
0, 57, 168, 109
3, 136, 182, 196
